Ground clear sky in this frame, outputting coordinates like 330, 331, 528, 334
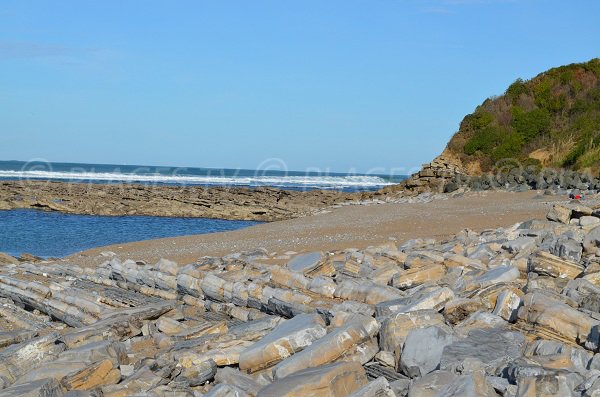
1, 1, 599, 174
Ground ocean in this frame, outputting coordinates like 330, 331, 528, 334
0, 160, 405, 191
0, 209, 260, 258
0, 160, 406, 258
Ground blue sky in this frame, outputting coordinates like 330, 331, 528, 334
1, 1, 599, 174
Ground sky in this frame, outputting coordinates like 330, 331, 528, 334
1, 1, 599, 174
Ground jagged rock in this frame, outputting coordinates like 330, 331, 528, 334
518, 292, 600, 351
407, 370, 498, 397
156, 316, 187, 335
515, 374, 577, 396
502, 237, 537, 254
239, 313, 327, 372
61, 301, 175, 348
399, 326, 455, 378
466, 266, 520, 290
258, 361, 368, 397
348, 376, 397, 397
214, 367, 263, 396
286, 252, 324, 274
547, 204, 575, 224
440, 328, 526, 374
584, 226, 600, 254
101, 366, 165, 396
272, 316, 379, 379
580, 216, 600, 227
376, 287, 454, 317
529, 251, 584, 279
61, 359, 121, 391
443, 299, 485, 325
492, 289, 522, 322
176, 359, 217, 387
205, 384, 250, 397
0, 253, 18, 265
0, 378, 66, 397
334, 279, 405, 305
392, 264, 446, 290
57, 340, 127, 366
547, 203, 593, 224
0, 332, 64, 389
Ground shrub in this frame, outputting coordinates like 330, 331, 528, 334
464, 125, 505, 155
511, 107, 551, 141
491, 132, 524, 161
506, 78, 527, 101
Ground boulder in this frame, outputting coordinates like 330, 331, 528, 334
392, 264, 446, 290
238, 313, 327, 372
406, 370, 499, 397
440, 328, 526, 374
376, 287, 454, 317
0, 378, 65, 397
287, 252, 324, 274
204, 384, 250, 397
467, 266, 520, 290
518, 292, 600, 351
214, 367, 263, 396
528, 251, 584, 279
348, 377, 397, 397
379, 310, 445, 352
258, 361, 368, 397
272, 316, 379, 379
584, 226, 600, 254
399, 326, 455, 378
334, 279, 405, 305
61, 359, 121, 391
492, 289, 522, 322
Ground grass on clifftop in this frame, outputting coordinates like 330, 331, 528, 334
446, 58, 600, 173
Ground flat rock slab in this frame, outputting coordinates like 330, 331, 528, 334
258, 361, 368, 397
440, 328, 526, 373
238, 313, 327, 372
272, 316, 379, 379
287, 252, 323, 274
0, 378, 65, 397
400, 326, 455, 378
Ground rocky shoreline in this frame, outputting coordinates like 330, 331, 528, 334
1, 201, 600, 395
398, 155, 600, 196
0, 180, 364, 221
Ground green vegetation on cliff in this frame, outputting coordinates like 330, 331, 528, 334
446, 58, 600, 173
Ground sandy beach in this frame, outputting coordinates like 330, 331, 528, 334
66, 190, 566, 266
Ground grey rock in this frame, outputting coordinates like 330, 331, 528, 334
0, 378, 65, 397
584, 226, 600, 254
400, 326, 455, 378
502, 237, 537, 254
440, 328, 526, 374
348, 376, 397, 397
238, 313, 327, 372
286, 252, 323, 274
557, 238, 583, 262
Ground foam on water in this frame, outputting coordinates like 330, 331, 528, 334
0, 169, 397, 190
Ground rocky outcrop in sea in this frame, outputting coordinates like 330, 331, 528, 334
0, 180, 360, 221
2, 201, 600, 396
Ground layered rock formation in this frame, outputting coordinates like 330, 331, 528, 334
1, 200, 600, 395
0, 180, 360, 221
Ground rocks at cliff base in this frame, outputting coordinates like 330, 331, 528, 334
402, 154, 600, 195
2, 201, 600, 395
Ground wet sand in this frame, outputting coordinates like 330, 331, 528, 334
65, 190, 567, 266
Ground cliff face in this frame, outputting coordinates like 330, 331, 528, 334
441, 58, 600, 175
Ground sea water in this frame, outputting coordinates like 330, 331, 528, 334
0, 160, 406, 257
0, 209, 260, 258
0, 160, 405, 191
